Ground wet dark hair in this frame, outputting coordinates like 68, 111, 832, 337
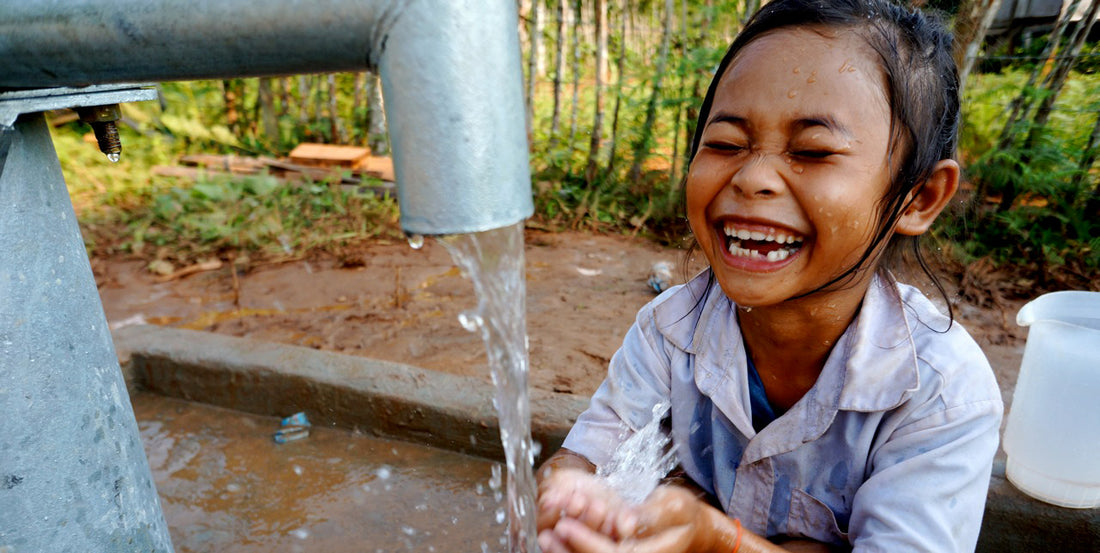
685, 0, 960, 323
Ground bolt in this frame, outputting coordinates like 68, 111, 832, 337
76, 104, 123, 162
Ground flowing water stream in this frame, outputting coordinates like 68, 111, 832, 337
439, 222, 538, 553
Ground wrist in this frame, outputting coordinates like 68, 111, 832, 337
699, 505, 743, 553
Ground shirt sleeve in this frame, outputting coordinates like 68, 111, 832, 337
561, 303, 673, 468
848, 397, 1003, 553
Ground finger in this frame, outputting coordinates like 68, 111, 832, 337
618, 525, 694, 553
554, 518, 620, 553
539, 528, 574, 553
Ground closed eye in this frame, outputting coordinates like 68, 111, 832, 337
704, 142, 746, 153
792, 150, 834, 159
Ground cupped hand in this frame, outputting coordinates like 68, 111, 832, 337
536, 468, 634, 538
539, 483, 726, 553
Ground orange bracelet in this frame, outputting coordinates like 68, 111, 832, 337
732, 518, 743, 553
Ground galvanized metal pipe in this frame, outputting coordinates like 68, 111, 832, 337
0, 0, 533, 234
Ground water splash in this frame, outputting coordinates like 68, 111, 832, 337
596, 402, 677, 505
440, 222, 537, 553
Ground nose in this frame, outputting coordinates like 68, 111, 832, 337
728, 153, 787, 198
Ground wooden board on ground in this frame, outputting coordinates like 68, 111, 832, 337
356, 155, 395, 182
288, 143, 370, 169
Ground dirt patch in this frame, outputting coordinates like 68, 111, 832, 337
96, 230, 1027, 412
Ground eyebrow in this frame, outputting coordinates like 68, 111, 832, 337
705, 112, 853, 139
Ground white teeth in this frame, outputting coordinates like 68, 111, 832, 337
722, 225, 802, 245
766, 249, 791, 262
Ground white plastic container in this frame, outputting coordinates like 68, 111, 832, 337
1002, 291, 1100, 508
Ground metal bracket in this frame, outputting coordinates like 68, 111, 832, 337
0, 83, 158, 129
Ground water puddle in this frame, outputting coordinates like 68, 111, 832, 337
439, 222, 538, 553
135, 393, 505, 552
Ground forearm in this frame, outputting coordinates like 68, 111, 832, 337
701, 507, 836, 553
536, 447, 596, 484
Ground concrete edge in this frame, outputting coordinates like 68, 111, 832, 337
113, 324, 1100, 551
113, 324, 589, 464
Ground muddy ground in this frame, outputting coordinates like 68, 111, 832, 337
95, 229, 1028, 415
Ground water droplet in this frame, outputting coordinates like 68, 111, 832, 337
793, 66, 801, 74
106, 152, 120, 163
376, 466, 392, 480
291, 528, 310, 540
415, 503, 428, 511
292, 465, 303, 476
406, 233, 425, 250
791, 164, 805, 174
495, 508, 506, 524
402, 526, 417, 536
458, 310, 484, 332
787, 89, 798, 98
489, 464, 503, 490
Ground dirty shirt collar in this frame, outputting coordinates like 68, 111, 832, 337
652, 271, 921, 464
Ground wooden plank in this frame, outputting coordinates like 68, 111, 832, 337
288, 143, 371, 168
356, 155, 395, 182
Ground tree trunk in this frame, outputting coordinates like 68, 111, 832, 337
297, 75, 311, 128
596, 0, 610, 84
526, 0, 542, 135
585, 0, 607, 184
328, 74, 345, 143
628, 0, 674, 184
953, 0, 1003, 93
550, 0, 566, 143
668, 0, 690, 191
568, 0, 582, 148
604, 0, 629, 176
352, 72, 365, 144
367, 72, 389, 155
222, 79, 243, 134
257, 78, 280, 147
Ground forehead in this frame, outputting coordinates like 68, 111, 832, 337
711, 26, 891, 129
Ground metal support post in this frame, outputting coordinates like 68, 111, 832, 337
0, 113, 173, 552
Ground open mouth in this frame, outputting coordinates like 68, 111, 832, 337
722, 223, 804, 262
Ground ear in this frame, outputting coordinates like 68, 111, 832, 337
894, 159, 959, 236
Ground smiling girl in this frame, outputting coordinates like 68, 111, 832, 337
535, 1, 1003, 552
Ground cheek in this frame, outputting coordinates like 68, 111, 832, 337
684, 166, 717, 229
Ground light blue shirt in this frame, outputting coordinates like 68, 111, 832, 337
563, 271, 1003, 552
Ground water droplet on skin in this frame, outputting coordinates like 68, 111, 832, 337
793, 66, 801, 74
787, 89, 798, 98
406, 233, 425, 250
106, 152, 120, 163
791, 164, 805, 174
807, 71, 817, 84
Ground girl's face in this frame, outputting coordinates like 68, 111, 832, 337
686, 27, 895, 308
